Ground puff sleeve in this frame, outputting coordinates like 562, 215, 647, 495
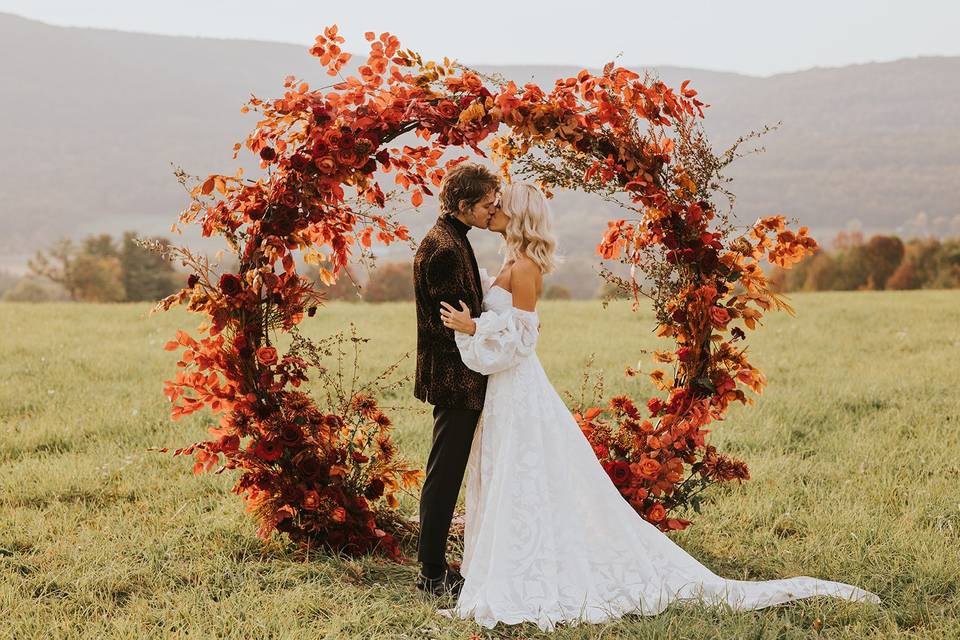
454, 306, 539, 375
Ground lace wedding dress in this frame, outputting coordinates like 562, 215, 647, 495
438, 268, 880, 632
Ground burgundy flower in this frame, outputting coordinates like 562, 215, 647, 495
218, 273, 243, 297
186, 273, 199, 289
279, 424, 302, 446
312, 106, 332, 125
363, 478, 385, 500
259, 146, 277, 161
289, 153, 309, 171
295, 454, 320, 477
604, 460, 632, 487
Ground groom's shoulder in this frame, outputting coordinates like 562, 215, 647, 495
417, 219, 454, 254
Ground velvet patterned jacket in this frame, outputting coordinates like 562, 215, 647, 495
413, 216, 488, 411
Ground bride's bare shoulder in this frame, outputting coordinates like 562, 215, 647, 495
509, 256, 543, 311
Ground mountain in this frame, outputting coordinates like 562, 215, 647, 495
2, 12, 958, 297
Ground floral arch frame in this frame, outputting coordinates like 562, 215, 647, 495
153, 26, 816, 559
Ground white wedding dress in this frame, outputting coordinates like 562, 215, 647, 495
438, 268, 880, 632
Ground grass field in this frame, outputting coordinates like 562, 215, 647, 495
1, 291, 959, 639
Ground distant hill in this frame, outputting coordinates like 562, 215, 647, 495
2, 12, 958, 297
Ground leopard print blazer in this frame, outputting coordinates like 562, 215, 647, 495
413, 217, 488, 411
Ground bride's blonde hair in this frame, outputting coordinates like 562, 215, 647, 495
500, 182, 561, 274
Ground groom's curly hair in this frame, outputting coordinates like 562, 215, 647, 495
438, 162, 500, 217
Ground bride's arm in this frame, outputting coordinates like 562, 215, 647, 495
452, 306, 539, 375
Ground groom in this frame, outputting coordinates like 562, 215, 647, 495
412, 162, 499, 596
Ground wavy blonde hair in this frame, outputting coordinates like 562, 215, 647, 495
499, 182, 561, 274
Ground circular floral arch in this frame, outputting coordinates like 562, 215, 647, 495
153, 26, 816, 559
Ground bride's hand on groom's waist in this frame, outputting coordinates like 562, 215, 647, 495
439, 300, 477, 336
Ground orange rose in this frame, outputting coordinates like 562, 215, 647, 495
256, 346, 278, 366
315, 156, 337, 174
436, 100, 458, 119
331, 506, 347, 523
647, 503, 666, 522
336, 146, 362, 168
637, 457, 661, 479
709, 305, 731, 329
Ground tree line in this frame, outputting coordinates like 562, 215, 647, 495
3, 232, 182, 302
5, 230, 957, 303
770, 232, 960, 292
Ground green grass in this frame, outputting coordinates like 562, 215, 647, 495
1, 291, 958, 639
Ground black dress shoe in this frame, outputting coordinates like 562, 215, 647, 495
415, 566, 463, 598
415, 570, 449, 596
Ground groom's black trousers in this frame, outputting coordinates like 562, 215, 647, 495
417, 404, 481, 567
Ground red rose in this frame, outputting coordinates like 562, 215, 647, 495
709, 305, 731, 329
647, 397, 664, 416
607, 460, 632, 487
253, 438, 283, 462
331, 506, 347, 523
676, 347, 693, 362
302, 489, 321, 510
218, 273, 243, 297
256, 346, 278, 366
647, 503, 666, 522
279, 424, 302, 446
259, 146, 277, 162
295, 454, 320, 477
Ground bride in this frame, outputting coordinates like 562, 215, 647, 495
437, 181, 881, 632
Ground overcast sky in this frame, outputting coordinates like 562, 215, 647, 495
3, 0, 958, 76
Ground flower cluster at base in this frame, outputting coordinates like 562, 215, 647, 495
157, 326, 421, 559
575, 395, 749, 532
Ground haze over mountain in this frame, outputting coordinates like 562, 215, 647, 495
2, 12, 958, 296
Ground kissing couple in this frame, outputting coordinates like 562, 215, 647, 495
411, 162, 880, 632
